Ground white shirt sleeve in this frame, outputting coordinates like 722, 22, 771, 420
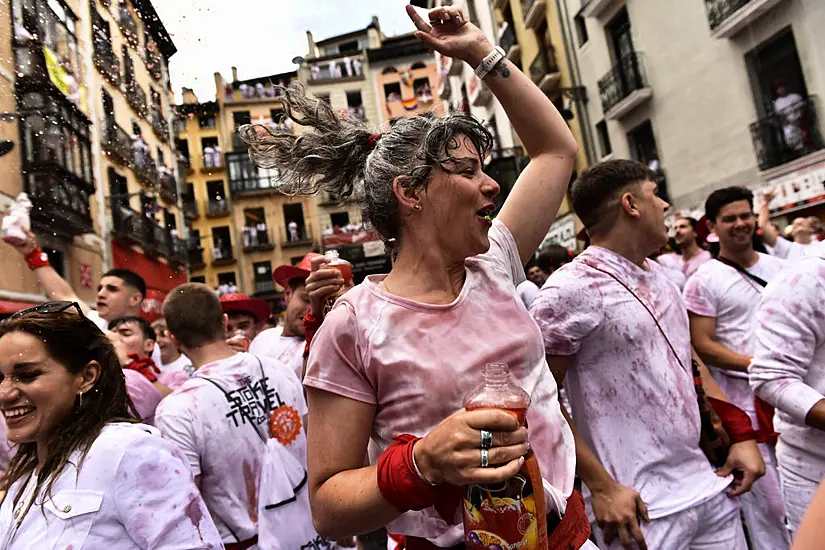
750, 270, 825, 423
113, 432, 222, 548
480, 218, 526, 287
516, 280, 540, 308
155, 402, 203, 477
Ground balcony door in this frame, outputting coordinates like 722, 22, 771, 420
745, 28, 809, 118
606, 8, 638, 97
283, 203, 307, 242
108, 167, 128, 212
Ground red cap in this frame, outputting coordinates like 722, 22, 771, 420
219, 293, 270, 324
272, 252, 323, 290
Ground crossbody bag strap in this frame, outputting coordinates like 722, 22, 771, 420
581, 260, 687, 372
715, 256, 768, 288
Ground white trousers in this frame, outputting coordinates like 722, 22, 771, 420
777, 460, 819, 536
590, 491, 747, 550
738, 443, 790, 550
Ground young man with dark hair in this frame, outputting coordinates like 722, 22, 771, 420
658, 217, 711, 281
219, 293, 270, 351
683, 186, 790, 549
152, 318, 194, 387
156, 283, 320, 548
530, 160, 764, 549
107, 315, 168, 425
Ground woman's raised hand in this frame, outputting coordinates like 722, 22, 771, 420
413, 408, 528, 487
406, 5, 493, 68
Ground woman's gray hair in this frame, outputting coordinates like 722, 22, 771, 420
238, 83, 493, 246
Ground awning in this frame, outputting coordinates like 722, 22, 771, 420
0, 300, 39, 315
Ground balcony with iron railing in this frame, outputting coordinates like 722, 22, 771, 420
704, 0, 786, 39
188, 242, 205, 269
148, 222, 171, 258
151, 109, 170, 143
207, 199, 230, 217
521, 0, 547, 30
202, 152, 225, 172
579, 0, 621, 18
254, 279, 276, 295
102, 119, 134, 167
93, 40, 121, 87
498, 23, 521, 63
211, 243, 235, 265
182, 195, 199, 219
178, 156, 193, 175
133, 151, 159, 187
598, 51, 653, 121
749, 95, 825, 172
169, 237, 188, 268
111, 202, 151, 245
242, 226, 275, 252
125, 81, 148, 118
159, 170, 177, 203
281, 224, 314, 248
306, 53, 366, 85
530, 50, 562, 95
228, 154, 282, 196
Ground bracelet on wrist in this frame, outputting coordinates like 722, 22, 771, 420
25, 248, 50, 270
474, 46, 506, 80
411, 441, 440, 487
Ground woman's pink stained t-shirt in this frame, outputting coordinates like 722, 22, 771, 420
304, 219, 576, 545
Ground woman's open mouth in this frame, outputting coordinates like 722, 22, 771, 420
477, 204, 496, 223
3, 406, 35, 425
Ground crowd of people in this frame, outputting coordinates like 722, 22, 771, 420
0, 5, 823, 550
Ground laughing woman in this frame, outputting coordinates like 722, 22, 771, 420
0, 302, 222, 549
238, 6, 593, 549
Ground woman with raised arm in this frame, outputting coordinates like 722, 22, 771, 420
240, 6, 587, 549
0, 302, 221, 549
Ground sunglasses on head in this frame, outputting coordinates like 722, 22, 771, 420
9, 301, 85, 320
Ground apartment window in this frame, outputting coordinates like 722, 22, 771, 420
413, 78, 432, 102
596, 120, 612, 157
606, 8, 634, 64
217, 272, 236, 287
338, 40, 359, 53
232, 111, 251, 129
627, 120, 667, 201
384, 82, 402, 103
283, 203, 308, 243
212, 227, 233, 260
227, 152, 280, 194
253, 261, 274, 294
330, 212, 350, 228
176, 138, 190, 161
42, 247, 65, 278
346, 91, 365, 120
122, 45, 134, 85
29, 0, 83, 82
206, 180, 227, 214
574, 15, 589, 47
201, 136, 221, 167
198, 114, 216, 128
243, 207, 270, 249
190, 275, 206, 284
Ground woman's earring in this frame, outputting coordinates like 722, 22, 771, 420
413, 203, 422, 211
78, 392, 83, 408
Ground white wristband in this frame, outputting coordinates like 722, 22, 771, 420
474, 46, 506, 80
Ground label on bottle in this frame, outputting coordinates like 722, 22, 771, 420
463, 452, 545, 550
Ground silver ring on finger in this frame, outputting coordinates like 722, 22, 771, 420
480, 429, 493, 450
480, 448, 489, 468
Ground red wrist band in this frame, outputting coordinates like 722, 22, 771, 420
124, 354, 160, 383
754, 397, 779, 445
25, 248, 50, 270
708, 397, 757, 443
377, 435, 436, 513
303, 311, 323, 358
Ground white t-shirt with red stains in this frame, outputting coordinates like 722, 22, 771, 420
123, 368, 162, 425
155, 352, 307, 545
305, 219, 576, 546
683, 253, 785, 413
250, 326, 305, 382
529, 247, 731, 519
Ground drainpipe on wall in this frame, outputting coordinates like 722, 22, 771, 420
556, 0, 599, 166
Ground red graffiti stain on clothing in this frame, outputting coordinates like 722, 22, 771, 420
185, 496, 205, 543
243, 460, 258, 523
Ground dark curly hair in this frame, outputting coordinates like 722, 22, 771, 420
0, 309, 138, 513
239, 82, 493, 249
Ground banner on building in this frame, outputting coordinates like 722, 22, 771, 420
754, 160, 825, 215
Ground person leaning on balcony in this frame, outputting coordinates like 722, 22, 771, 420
238, 5, 592, 548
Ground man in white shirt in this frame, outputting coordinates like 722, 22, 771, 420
152, 318, 194, 390
530, 160, 764, 550
750, 242, 825, 535
684, 187, 789, 550
657, 217, 712, 282
220, 292, 270, 351
250, 253, 319, 381
758, 188, 816, 262
156, 283, 321, 548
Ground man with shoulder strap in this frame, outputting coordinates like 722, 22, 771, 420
683, 186, 789, 550
155, 283, 323, 550
530, 160, 765, 550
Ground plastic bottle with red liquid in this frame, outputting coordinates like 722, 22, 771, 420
463, 363, 548, 550
322, 250, 353, 316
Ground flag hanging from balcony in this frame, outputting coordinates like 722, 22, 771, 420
402, 97, 418, 111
